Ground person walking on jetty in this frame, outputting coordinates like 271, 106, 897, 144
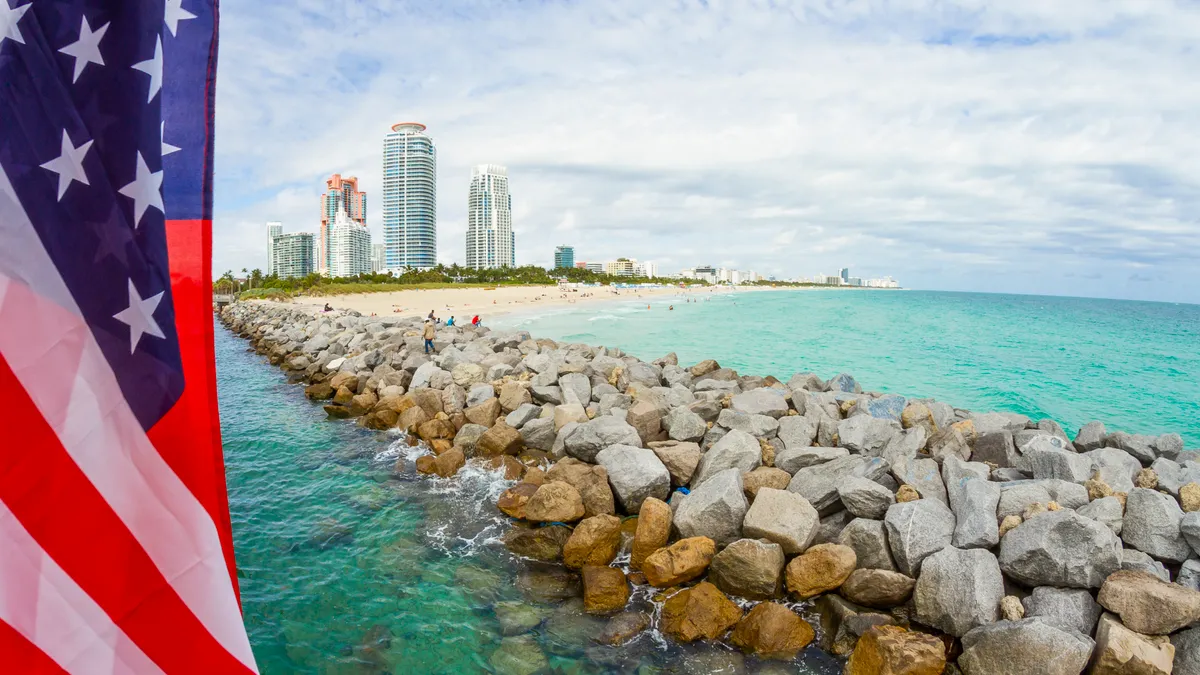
423, 320, 436, 354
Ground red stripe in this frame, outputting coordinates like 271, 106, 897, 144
0, 620, 70, 674
0, 356, 253, 674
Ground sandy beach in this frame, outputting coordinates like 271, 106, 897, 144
291, 284, 766, 322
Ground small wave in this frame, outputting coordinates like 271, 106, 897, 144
588, 314, 622, 322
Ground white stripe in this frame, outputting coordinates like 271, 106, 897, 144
0, 161, 258, 671
0, 499, 167, 675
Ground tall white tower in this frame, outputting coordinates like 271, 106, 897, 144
382, 123, 436, 270
266, 221, 282, 275
465, 165, 513, 269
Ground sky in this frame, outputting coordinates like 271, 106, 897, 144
212, 0, 1200, 304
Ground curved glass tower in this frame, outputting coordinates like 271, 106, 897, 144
382, 123, 437, 269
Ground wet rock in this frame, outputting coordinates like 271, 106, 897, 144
729, 602, 815, 660
708, 538, 785, 600
674, 468, 748, 546
648, 440, 702, 487
845, 625, 946, 675
1122, 487, 1191, 563
477, 422, 524, 457
785, 543, 857, 600
741, 487, 819, 554
489, 634, 548, 675
1020, 586, 1101, 636
838, 476, 896, 519
815, 594, 897, 657
884, 499, 955, 576
839, 518, 897, 571
691, 429, 762, 488
1090, 612, 1174, 675
660, 582, 743, 642
597, 611, 650, 646
642, 536, 717, 587
563, 515, 622, 570
503, 524, 573, 563
595, 444, 671, 514
305, 518, 354, 550
515, 563, 581, 603
428, 447, 465, 478
998, 509, 1121, 588
524, 482, 585, 523
582, 565, 629, 615
914, 546, 1004, 637
494, 601, 550, 636
564, 416, 641, 463
545, 458, 615, 518
1097, 569, 1200, 635
630, 497, 671, 570
839, 568, 914, 609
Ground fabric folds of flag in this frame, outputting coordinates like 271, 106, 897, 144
0, 0, 257, 672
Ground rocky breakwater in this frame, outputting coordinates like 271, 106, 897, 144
219, 301, 1200, 675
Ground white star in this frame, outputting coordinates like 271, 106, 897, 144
113, 279, 165, 354
40, 130, 93, 201
0, 1, 29, 46
58, 16, 108, 83
118, 151, 163, 227
164, 0, 196, 38
161, 121, 180, 157
132, 37, 163, 103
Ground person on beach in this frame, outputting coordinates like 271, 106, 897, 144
423, 320, 435, 354
471, 315, 480, 326
446, 316, 455, 326
428, 310, 435, 321
323, 303, 332, 312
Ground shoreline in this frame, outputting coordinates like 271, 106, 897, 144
217, 301, 1199, 674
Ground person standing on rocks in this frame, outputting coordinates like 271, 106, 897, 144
423, 320, 435, 354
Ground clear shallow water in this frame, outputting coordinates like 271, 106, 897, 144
495, 289, 1200, 446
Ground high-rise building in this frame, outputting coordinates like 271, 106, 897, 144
465, 165, 514, 269
605, 259, 636, 277
266, 221, 282, 275
554, 246, 575, 269
839, 267, 850, 284
383, 122, 437, 270
585, 262, 604, 273
327, 210, 372, 277
371, 243, 386, 273
271, 233, 314, 279
319, 175, 367, 274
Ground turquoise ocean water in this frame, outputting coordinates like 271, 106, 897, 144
219, 289, 1200, 673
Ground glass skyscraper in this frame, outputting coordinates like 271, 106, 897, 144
466, 165, 514, 269
554, 246, 574, 269
383, 123, 437, 270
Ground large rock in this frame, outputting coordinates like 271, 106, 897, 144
1022, 435, 1093, 483
998, 509, 1122, 588
743, 467, 792, 499
524, 482, 585, 523
1020, 586, 1101, 636
996, 482, 1053, 521
891, 457, 948, 505
558, 372, 591, 407
1090, 612, 1174, 675
477, 422, 524, 457
741, 487, 819, 554
1122, 487, 1191, 563
642, 537, 716, 587
626, 400, 663, 444
630, 497, 671, 571
1172, 627, 1200, 675
730, 389, 789, 419
952, 478, 1001, 549
581, 565, 629, 615
674, 468, 748, 546
1109, 431, 1159, 465
1184, 511, 1200, 555
777, 415, 818, 450
562, 515, 622, 569
1121, 548, 1170, 582
729, 602, 815, 661
563, 416, 641, 463
883, 499, 956, 576
1075, 421, 1107, 452
845, 625, 945, 675
489, 634, 548, 675
914, 547, 1004, 637
708, 538, 785, 600
648, 441, 702, 487
816, 594, 898, 657
690, 429, 762, 488
520, 417, 557, 452
1078, 496, 1125, 536
1097, 569, 1200, 635
545, 458, 615, 518
785, 543, 856, 599
660, 582, 743, 643
957, 619, 1094, 675
595, 444, 670, 514
775, 446, 849, 474
789, 455, 886, 513
716, 409, 778, 438
840, 569, 915, 609
502, 524, 573, 562
826, 373, 862, 393
838, 476, 896, 519
663, 407, 707, 443
839, 518, 897, 571
838, 416, 901, 456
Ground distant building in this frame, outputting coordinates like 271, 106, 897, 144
839, 267, 850, 284
554, 246, 575, 269
271, 233, 314, 279
847, 276, 863, 287
585, 262, 604, 273
327, 210, 372, 277
574, 261, 587, 269
605, 259, 636, 277
383, 122, 437, 269
637, 261, 657, 278
266, 221, 282, 275
465, 164, 514, 269
371, 243, 386, 273
320, 174, 367, 274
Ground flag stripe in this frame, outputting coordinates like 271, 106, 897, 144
0, 616, 71, 675
0, 499, 166, 675
0, 170, 257, 672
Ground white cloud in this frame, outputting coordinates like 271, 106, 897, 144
211, 0, 1200, 302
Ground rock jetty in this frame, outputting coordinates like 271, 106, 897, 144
220, 301, 1200, 674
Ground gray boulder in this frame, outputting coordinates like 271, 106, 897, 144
776, 416, 817, 450
891, 457, 948, 505
715, 409, 778, 438
506, 403, 542, 429
863, 395, 906, 423
942, 455, 990, 509
1157, 433, 1184, 461
466, 383, 496, 408
1151, 457, 1200, 497
957, 618, 1095, 675
952, 479, 1001, 549
996, 482, 1052, 521
1086, 447, 1141, 493
1121, 548, 1170, 582
730, 389, 789, 419
663, 407, 706, 443
558, 372, 592, 407
837, 476, 895, 520
971, 411, 1031, 435
741, 487, 820, 554
837, 415, 901, 456
1022, 435, 1093, 483
788, 456, 884, 514
1021, 587, 1101, 636
1108, 431, 1158, 464
998, 509, 1122, 588
530, 385, 564, 405
594, 445, 670, 514
673, 468, 748, 547
1122, 487, 1191, 563
1172, 625, 1200, 675
690, 429, 762, 489
774, 446, 848, 474
915, 547, 1005, 637
972, 431, 1019, 468
1074, 421, 1107, 452
520, 417, 557, 452
838, 518, 896, 571
564, 416, 642, 463
825, 373, 861, 393
1183, 512, 1200, 556
1077, 496, 1124, 536
884, 499, 956, 576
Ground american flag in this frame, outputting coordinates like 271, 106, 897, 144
0, 0, 257, 672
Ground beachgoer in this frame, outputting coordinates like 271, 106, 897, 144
423, 320, 435, 354
323, 303, 332, 312
669, 305, 674, 310
446, 316, 455, 326
471, 315, 480, 326
427, 310, 435, 321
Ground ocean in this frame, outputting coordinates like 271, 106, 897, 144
219, 289, 1200, 673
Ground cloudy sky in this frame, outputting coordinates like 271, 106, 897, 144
212, 0, 1200, 303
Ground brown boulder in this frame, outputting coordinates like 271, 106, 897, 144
690, 360, 720, 377
1098, 570, 1200, 635
484, 455, 525, 480
476, 423, 524, 457
839, 569, 915, 609
304, 382, 335, 400
708, 538, 785, 600
425, 448, 465, 478
524, 482, 585, 523
415, 455, 437, 475
845, 625, 946, 675
417, 418, 456, 442
597, 611, 650, 646
1091, 612, 1174, 675
464, 398, 502, 427
563, 515, 622, 570
359, 409, 399, 430
743, 467, 792, 499
643, 537, 717, 587
545, 457, 615, 517
374, 395, 415, 415
627, 400, 663, 444
396, 405, 430, 432
348, 391, 378, 416
523, 467, 546, 486
730, 602, 815, 660
332, 385, 355, 406
329, 371, 358, 392
648, 441, 702, 487
582, 565, 629, 615
630, 497, 671, 571
660, 581, 743, 642
409, 388, 444, 417
497, 483, 539, 519
786, 543, 857, 600
324, 404, 352, 419
499, 381, 532, 412
502, 524, 572, 562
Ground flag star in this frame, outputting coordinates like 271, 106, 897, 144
1, 1, 29, 46
118, 151, 164, 227
161, 121, 180, 157
40, 130, 93, 201
58, 16, 108, 83
132, 36, 163, 103
113, 279, 165, 354
164, 0, 196, 38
